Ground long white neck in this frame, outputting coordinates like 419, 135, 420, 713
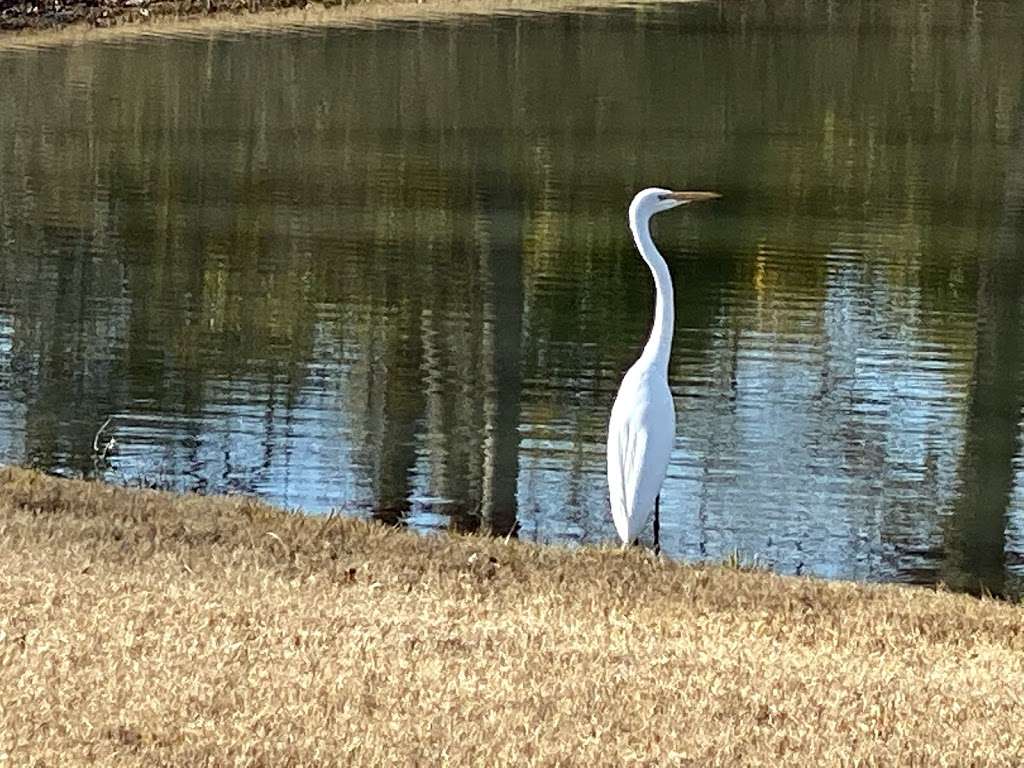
629, 204, 674, 373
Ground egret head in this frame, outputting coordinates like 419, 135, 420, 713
630, 187, 721, 220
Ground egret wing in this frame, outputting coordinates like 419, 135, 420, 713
607, 388, 674, 543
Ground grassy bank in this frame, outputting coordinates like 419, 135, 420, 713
0, 0, 426, 34
1, 467, 1023, 766
0, 0, 609, 40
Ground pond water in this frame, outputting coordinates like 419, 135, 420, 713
2, 0, 1024, 595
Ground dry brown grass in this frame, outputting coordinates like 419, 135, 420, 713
0, 0, 637, 49
1, 466, 1023, 766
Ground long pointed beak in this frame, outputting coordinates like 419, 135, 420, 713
659, 191, 721, 204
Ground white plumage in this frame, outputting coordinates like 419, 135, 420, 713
607, 364, 675, 543
608, 187, 720, 548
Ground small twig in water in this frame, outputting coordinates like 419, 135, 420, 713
92, 417, 118, 464
93, 417, 113, 453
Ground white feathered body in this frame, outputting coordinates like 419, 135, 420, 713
607, 362, 676, 544
607, 186, 716, 546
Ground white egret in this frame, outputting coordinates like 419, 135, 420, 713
607, 187, 720, 552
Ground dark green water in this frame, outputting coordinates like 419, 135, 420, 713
2, 0, 1023, 594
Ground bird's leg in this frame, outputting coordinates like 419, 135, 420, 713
653, 495, 661, 555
